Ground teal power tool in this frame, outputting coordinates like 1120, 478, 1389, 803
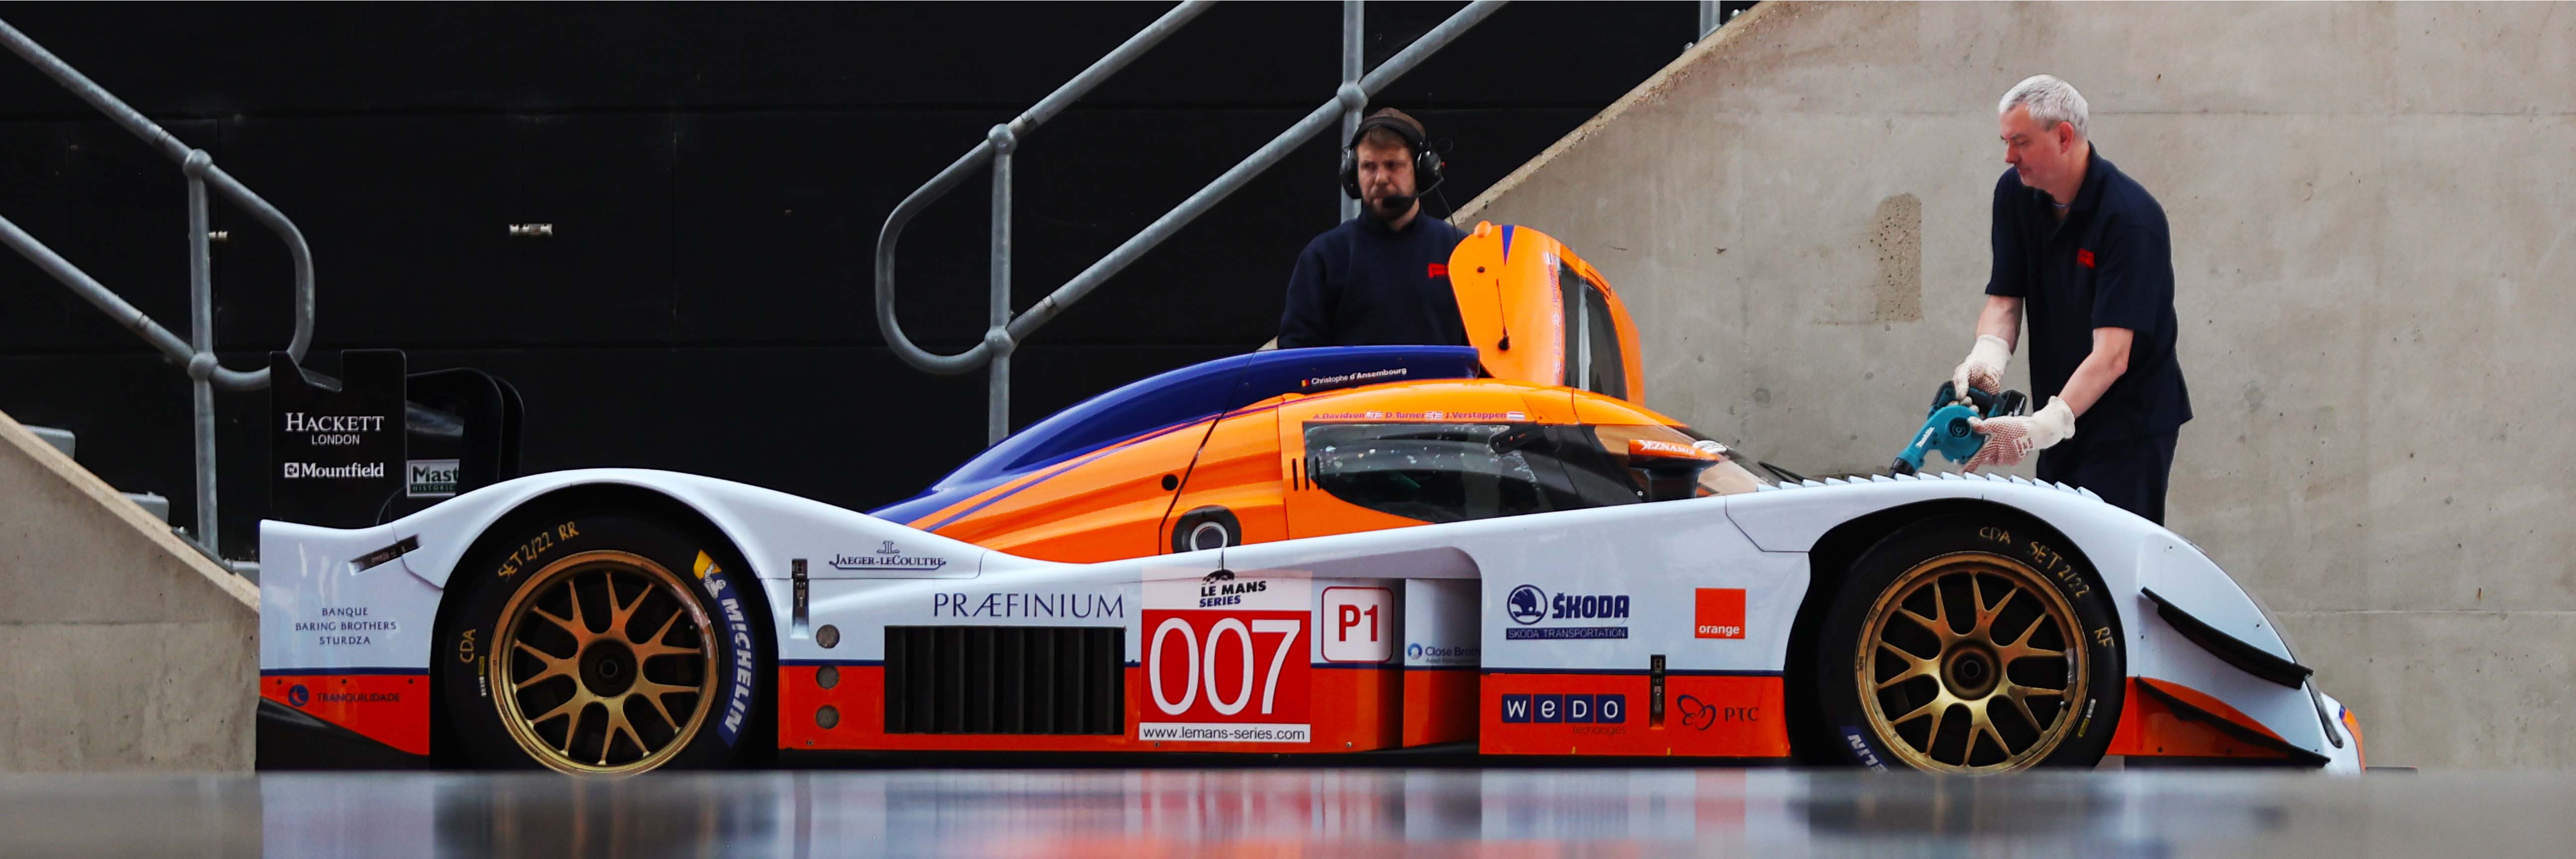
1889, 382, 2030, 475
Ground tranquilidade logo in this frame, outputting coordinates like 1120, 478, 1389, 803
286, 685, 310, 707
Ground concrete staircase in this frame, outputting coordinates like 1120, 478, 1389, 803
0, 408, 254, 772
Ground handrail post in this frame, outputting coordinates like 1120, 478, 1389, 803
874, 0, 1504, 445
1339, 1, 1364, 224
183, 153, 219, 556
986, 124, 1018, 444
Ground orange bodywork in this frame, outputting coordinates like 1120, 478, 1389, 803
890, 223, 1692, 564
2106, 677, 2295, 761
900, 378, 1705, 563
1448, 222, 1647, 403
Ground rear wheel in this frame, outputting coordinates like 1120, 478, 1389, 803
1814, 514, 2123, 774
440, 512, 766, 775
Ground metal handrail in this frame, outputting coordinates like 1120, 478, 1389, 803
875, 0, 1509, 443
0, 17, 319, 561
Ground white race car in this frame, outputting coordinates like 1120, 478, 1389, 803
255, 224, 2361, 775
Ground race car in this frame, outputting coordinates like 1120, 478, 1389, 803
256, 223, 2363, 776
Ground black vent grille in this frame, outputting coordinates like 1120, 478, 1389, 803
884, 626, 1125, 735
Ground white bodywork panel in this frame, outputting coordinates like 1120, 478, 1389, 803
259, 468, 2355, 770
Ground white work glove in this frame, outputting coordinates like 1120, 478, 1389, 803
1951, 334, 2011, 400
1962, 397, 2075, 471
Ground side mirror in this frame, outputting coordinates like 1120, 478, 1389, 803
1626, 438, 1722, 502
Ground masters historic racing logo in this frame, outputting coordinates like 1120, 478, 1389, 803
1504, 585, 1629, 639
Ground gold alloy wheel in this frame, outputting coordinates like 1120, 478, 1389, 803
488, 550, 718, 775
1856, 551, 2087, 774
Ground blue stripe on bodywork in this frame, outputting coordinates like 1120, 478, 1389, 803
873, 346, 1481, 526
1499, 224, 1516, 261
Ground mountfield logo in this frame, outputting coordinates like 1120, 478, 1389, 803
281, 462, 388, 479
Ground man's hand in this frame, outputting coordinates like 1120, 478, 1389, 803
1951, 334, 2012, 398
1961, 397, 2076, 471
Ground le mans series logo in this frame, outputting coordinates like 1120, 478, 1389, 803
1195, 568, 1269, 608
1504, 584, 1629, 639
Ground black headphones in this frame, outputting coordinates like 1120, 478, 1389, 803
1339, 115, 1446, 201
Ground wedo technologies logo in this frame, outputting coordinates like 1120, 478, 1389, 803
1504, 584, 1630, 640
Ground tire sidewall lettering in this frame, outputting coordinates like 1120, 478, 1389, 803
696, 559, 756, 748
441, 512, 764, 771
1818, 514, 2126, 772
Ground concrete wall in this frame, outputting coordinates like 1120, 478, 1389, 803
0, 409, 256, 771
1457, 1, 2576, 768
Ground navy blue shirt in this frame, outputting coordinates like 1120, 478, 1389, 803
1277, 214, 1469, 349
1986, 148, 2191, 443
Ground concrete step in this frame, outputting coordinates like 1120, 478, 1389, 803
0, 408, 255, 772
122, 492, 169, 524
25, 425, 73, 459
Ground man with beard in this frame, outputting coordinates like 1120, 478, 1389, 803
1276, 108, 1469, 348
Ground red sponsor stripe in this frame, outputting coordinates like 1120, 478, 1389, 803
778, 664, 1405, 753
261, 674, 430, 756
1478, 672, 1788, 758
1401, 667, 1477, 747
2106, 677, 2293, 760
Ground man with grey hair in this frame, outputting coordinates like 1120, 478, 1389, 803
1947, 74, 2192, 524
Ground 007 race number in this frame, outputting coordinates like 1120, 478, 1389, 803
1139, 609, 1310, 743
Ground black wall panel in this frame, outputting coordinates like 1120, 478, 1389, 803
0, 1, 1717, 558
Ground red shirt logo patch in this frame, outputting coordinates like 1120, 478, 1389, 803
1427, 263, 1448, 278
2077, 249, 2096, 268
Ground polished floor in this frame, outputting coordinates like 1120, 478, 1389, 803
0, 768, 2561, 858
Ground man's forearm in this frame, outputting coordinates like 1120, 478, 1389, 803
2056, 327, 2135, 416
1976, 296, 2023, 351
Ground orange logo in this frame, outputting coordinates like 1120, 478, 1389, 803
1695, 588, 1746, 639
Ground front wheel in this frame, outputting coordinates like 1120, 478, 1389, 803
440, 512, 767, 775
1814, 514, 2124, 774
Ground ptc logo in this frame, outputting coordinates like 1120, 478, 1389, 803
1507, 585, 1547, 625
286, 685, 310, 707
